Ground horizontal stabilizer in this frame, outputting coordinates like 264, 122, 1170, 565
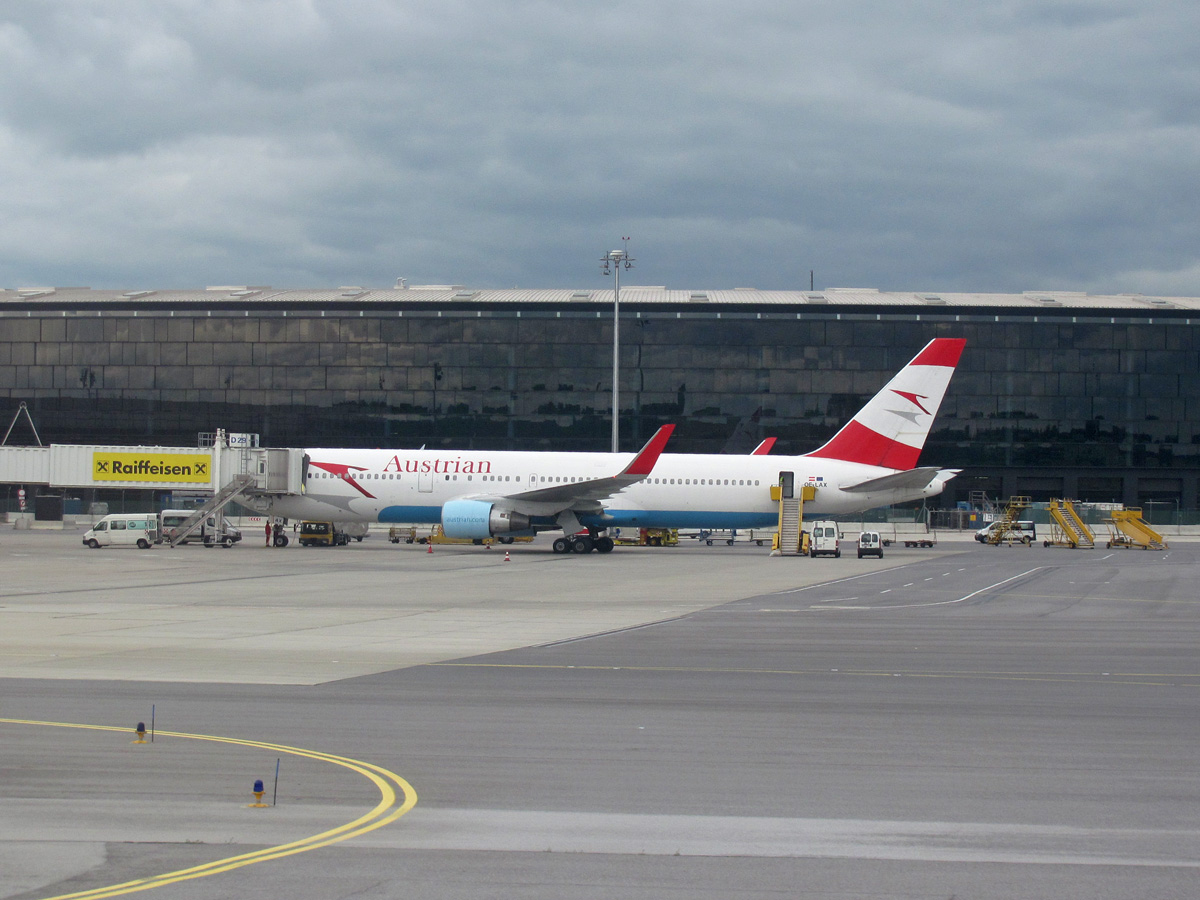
840, 467, 955, 494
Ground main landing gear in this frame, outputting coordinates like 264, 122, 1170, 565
552, 531, 615, 554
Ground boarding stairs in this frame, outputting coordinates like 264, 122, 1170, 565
987, 495, 1033, 545
774, 483, 816, 556
1045, 499, 1094, 549
166, 474, 256, 548
1104, 508, 1167, 550
778, 499, 803, 554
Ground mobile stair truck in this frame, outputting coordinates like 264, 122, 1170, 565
1104, 509, 1167, 550
1044, 499, 1094, 549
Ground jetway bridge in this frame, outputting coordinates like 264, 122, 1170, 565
0, 433, 305, 544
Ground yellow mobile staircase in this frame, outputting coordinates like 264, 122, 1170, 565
987, 496, 1033, 545
773, 483, 816, 556
1104, 509, 1168, 550
1044, 498, 1094, 549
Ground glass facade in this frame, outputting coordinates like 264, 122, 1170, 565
1, 303, 1197, 507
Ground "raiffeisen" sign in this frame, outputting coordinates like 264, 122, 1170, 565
92, 452, 212, 484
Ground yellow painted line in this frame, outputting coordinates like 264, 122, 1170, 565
0, 718, 417, 900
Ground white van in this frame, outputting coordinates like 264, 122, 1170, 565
974, 520, 1036, 543
808, 521, 841, 558
82, 513, 160, 549
857, 530, 884, 558
160, 510, 242, 547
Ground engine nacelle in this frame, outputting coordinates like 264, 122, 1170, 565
441, 500, 531, 539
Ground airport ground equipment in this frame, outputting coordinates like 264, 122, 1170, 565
987, 496, 1034, 546
692, 528, 772, 546
1104, 509, 1167, 550
903, 535, 937, 548
1045, 499, 1094, 549
612, 527, 678, 547
389, 524, 529, 546
299, 521, 350, 546
773, 480, 816, 556
166, 474, 256, 547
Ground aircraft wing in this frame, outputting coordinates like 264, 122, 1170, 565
500, 424, 675, 507
839, 466, 957, 494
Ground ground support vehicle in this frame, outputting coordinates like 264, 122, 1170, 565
611, 528, 678, 548
389, 525, 529, 546
82, 513, 160, 549
299, 521, 350, 547
1104, 509, 1167, 550
343, 522, 369, 542
903, 535, 937, 548
808, 521, 841, 558
691, 528, 771, 547
160, 510, 241, 548
857, 531, 884, 558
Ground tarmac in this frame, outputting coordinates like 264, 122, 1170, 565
2, 528, 1198, 900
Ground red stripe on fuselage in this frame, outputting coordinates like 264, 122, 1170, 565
804, 420, 921, 469
310, 461, 377, 499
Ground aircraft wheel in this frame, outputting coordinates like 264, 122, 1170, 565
553, 537, 571, 554
595, 536, 615, 553
572, 536, 594, 554
274, 534, 289, 548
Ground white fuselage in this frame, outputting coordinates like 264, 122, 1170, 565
260, 448, 944, 531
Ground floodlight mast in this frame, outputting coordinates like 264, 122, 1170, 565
601, 238, 633, 453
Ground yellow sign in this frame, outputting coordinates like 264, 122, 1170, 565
93, 452, 212, 484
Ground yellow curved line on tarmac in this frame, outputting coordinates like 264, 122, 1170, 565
0, 718, 417, 900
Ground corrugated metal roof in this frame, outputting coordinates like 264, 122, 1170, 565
1, 285, 1198, 312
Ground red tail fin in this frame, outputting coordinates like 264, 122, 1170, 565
804, 338, 965, 469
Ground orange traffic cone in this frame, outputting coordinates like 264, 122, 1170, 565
504, 550, 510, 562
426, 542, 433, 554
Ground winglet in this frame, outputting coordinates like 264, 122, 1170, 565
622, 424, 675, 476
751, 437, 777, 455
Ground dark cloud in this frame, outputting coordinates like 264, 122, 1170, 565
1, 1, 1198, 293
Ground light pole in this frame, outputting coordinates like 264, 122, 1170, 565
601, 238, 633, 452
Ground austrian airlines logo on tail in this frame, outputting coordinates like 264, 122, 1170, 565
888, 390, 932, 423
805, 337, 966, 470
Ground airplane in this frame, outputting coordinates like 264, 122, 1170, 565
251, 337, 966, 554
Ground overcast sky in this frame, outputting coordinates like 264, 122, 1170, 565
2, 1, 1198, 294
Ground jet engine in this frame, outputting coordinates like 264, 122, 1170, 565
441, 500, 531, 539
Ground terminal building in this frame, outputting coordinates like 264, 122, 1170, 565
2, 284, 1198, 512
